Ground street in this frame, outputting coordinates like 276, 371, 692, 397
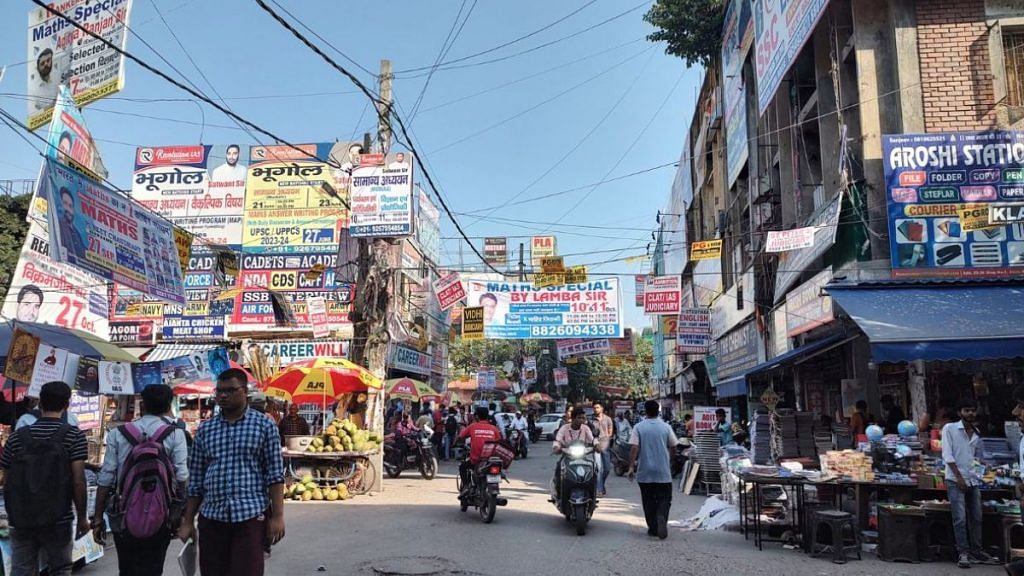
88, 441, 1003, 575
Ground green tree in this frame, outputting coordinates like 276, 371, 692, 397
0, 194, 32, 297
643, 0, 726, 67
447, 338, 544, 381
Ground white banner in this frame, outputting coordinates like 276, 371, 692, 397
28, 345, 69, 397
766, 226, 818, 253
350, 152, 414, 238
99, 360, 134, 395
676, 308, 711, 354
643, 275, 682, 315
307, 296, 329, 338
694, 406, 730, 433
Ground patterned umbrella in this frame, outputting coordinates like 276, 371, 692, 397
384, 378, 440, 403
264, 358, 381, 406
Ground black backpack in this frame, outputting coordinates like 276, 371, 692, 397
4, 423, 73, 528
445, 415, 458, 435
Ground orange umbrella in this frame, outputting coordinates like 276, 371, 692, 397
518, 392, 553, 405
264, 358, 381, 406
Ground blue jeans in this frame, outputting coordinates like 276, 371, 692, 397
947, 482, 983, 554
596, 448, 611, 493
443, 432, 456, 460
10, 522, 73, 576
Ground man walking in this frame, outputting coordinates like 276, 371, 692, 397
1, 381, 89, 576
178, 368, 285, 576
592, 403, 614, 496
627, 400, 680, 540
942, 397, 999, 568
93, 384, 189, 575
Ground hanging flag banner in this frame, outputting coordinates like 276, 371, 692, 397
464, 279, 622, 339
41, 159, 186, 305
433, 271, 466, 311
530, 236, 557, 267
553, 367, 569, 388
98, 360, 134, 395
131, 361, 162, 392
416, 190, 441, 264
483, 237, 507, 266
307, 296, 330, 338
2, 221, 110, 338
350, 151, 414, 238
462, 306, 485, 340
26, 0, 134, 130
676, 307, 711, 353
523, 357, 537, 385
243, 142, 354, 253
46, 86, 107, 181
766, 226, 818, 253
690, 240, 723, 261
634, 275, 646, 307
643, 275, 682, 315
75, 357, 100, 394
132, 145, 247, 248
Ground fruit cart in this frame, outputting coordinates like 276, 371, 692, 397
282, 417, 382, 499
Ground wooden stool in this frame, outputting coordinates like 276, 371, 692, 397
810, 510, 861, 564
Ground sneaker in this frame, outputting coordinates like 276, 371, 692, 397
656, 514, 668, 540
958, 553, 972, 569
971, 550, 1000, 565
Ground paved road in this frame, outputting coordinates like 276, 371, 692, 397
86, 440, 1003, 575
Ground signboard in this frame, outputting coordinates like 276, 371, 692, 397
694, 406, 730, 433
109, 321, 155, 346
766, 226, 818, 253
159, 252, 228, 339
483, 237, 507, 267
690, 240, 723, 261
634, 275, 646, 307
882, 132, 1024, 278
307, 296, 329, 338
722, 0, 753, 187
530, 236, 556, 267
660, 315, 678, 339
350, 151, 414, 237
771, 305, 791, 358
433, 271, 466, 311
774, 190, 843, 301
243, 142, 354, 253
464, 279, 622, 339
541, 256, 564, 273
68, 392, 101, 431
676, 307, 711, 353
557, 339, 611, 359
643, 275, 682, 315
785, 269, 834, 337
26, 0, 134, 130
553, 367, 569, 388
523, 357, 537, 385
416, 189, 441, 264
462, 306, 484, 340
390, 344, 431, 376
98, 360, 134, 395
2, 221, 109, 338
990, 203, 1024, 224
132, 145, 247, 247
716, 320, 760, 380
249, 340, 349, 365
477, 369, 497, 391
40, 159, 186, 305
28, 345, 69, 397
753, 0, 829, 114
534, 265, 587, 289
47, 86, 107, 181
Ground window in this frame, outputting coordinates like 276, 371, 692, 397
1005, 30, 1024, 107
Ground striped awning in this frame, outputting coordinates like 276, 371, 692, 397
144, 343, 220, 363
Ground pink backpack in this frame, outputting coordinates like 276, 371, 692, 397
116, 422, 178, 539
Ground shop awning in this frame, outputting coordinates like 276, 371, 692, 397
826, 282, 1024, 363
715, 375, 747, 398
145, 343, 219, 363
746, 333, 852, 376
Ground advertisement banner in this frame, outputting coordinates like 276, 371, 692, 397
766, 226, 818, 253
243, 142, 355, 253
68, 392, 101, 431
557, 339, 611, 359
132, 145, 246, 248
110, 287, 164, 322
108, 321, 156, 346
416, 189, 440, 264
774, 190, 843, 301
676, 308, 711, 353
98, 360, 134, 395
350, 152, 414, 237
307, 296, 329, 338
390, 344, 431, 376
785, 269, 834, 337
41, 159, 186, 305
483, 237, 507, 267
716, 320, 760, 380
660, 315, 678, 339
690, 240, 723, 261
553, 367, 568, 388
530, 236, 556, 267
722, 0, 753, 187
28, 345, 69, 397
771, 305, 791, 358
477, 369, 497, 391
462, 306, 484, 340
882, 132, 1024, 278
46, 86, 107, 181
464, 279, 622, 339
2, 221, 109, 338
694, 406, 730, 433
249, 340, 349, 365
433, 271, 466, 311
634, 274, 646, 307
643, 275, 682, 315
753, 0, 829, 114
990, 203, 1024, 224
523, 357, 537, 385
26, 0, 133, 130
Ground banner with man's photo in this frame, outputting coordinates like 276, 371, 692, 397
46, 86, 107, 181
349, 151, 414, 238
40, 159, 186, 305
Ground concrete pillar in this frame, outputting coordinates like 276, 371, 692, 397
908, 360, 928, 424
890, 0, 925, 132
776, 83, 798, 228
813, 20, 843, 198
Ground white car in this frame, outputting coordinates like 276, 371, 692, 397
536, 413, 564, 440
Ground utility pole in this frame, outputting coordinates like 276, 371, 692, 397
515, 243, 527, 394
349, 59, 393, 493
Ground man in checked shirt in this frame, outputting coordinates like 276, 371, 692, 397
178, 368, 285, 576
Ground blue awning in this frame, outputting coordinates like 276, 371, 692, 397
826, 282, 1024, 363
746, 333, 850, 375
715, 375, 747, 398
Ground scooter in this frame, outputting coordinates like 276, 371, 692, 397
507, 427, 528, 459
552, 440, 597, 535
383, 426, 438, 480
457, 445, 509, 524
609, 438, 631, 476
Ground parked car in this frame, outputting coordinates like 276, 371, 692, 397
536, 413, 564, 440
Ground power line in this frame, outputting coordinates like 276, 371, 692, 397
266, 0, 379, 79
407, 0, 477, 124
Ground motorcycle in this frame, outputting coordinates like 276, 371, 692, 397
383, 426, 438, 480
609, 438, 632, 477
457, 442, 509, 524
507, 427, 528, 459
528, 424, 541, 444
552, 440, 597, 536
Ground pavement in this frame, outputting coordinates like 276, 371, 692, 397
85, 440, 1006, 575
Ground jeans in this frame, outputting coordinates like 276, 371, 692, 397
113, 531, 172, 576
197, 515, 266, 576
10, 522, 73, 576
596, 448, 611, 493
947, 482, 983, 554
443, 433, 455, 460
638, 483, 673, 534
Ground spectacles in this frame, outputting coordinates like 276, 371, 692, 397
215, 386, 243, 396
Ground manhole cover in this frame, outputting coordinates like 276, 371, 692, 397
361, 556, 457, 576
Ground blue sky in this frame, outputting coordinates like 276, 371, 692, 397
0, 0, 702, 329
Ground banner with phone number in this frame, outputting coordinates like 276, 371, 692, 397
464, 279, 621, 340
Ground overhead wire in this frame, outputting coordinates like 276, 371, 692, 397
406, 0, 476, 123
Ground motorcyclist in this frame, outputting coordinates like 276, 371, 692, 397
551, 406, 595, 501
457, 406, 503, 498
527, 410, 538, 439
395, 413, 419, 465
509, 411, 528, 451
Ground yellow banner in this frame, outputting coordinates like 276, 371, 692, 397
957, 204, 1000, 232
173, 227, 193, 275
462, 306, 484, 340
690, 240, 723, 261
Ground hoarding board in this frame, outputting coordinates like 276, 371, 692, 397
722, 0, 753, 187
484, 237, 507, 267
350, 152, 414, 237
464, 279, 622, 339
530, 236, 556, 267
753, 0, 829, 114
643, 275, 682, 315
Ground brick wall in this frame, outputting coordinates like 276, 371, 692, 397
916, 0, 997, 131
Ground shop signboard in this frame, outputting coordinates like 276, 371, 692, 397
26, 0, 134, 130
634, 274, 646, 307
390, 344, 431, 376
132, 144, 246, 248
773, 190, 843, 301
41, 159, 186, 305
785, 269, 834, 337
752, 0, 829, 114
690, 240, 723, 261
530, 236, 556, 267
434, 271, 465, 311
464, 279, 622, 339
771, 305, 791, 359
557, 339, 611, 359
643, 275, 682, 315
158, 252, 227, 339
676, 307, 711, 354
882, 131, 1024, 278
484, 237, 507, 267
350, 151, 414, 238
462, 306, 484, 340
766, 226, 817, 253
243, 142, 354, 253
694, 406, 730, 433
553, 367, 569, 388
722, 0, 753, 187
250, 340, 349, 365
715, 320, 760, 380
990, 203, 1024, 224
108, 321, 155, 346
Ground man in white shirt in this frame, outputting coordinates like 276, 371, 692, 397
29, 48, 60, 113
941, 397, 999, 568
388, 152, 410, 172
210, 144, 246, 183
510, 411, 528, 433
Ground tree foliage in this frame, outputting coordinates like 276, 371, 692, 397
0, 194, 32, 297
643, 0, 726, 67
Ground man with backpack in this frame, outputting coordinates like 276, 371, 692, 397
0, 381, 89, 576
92, 384, 188, 575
